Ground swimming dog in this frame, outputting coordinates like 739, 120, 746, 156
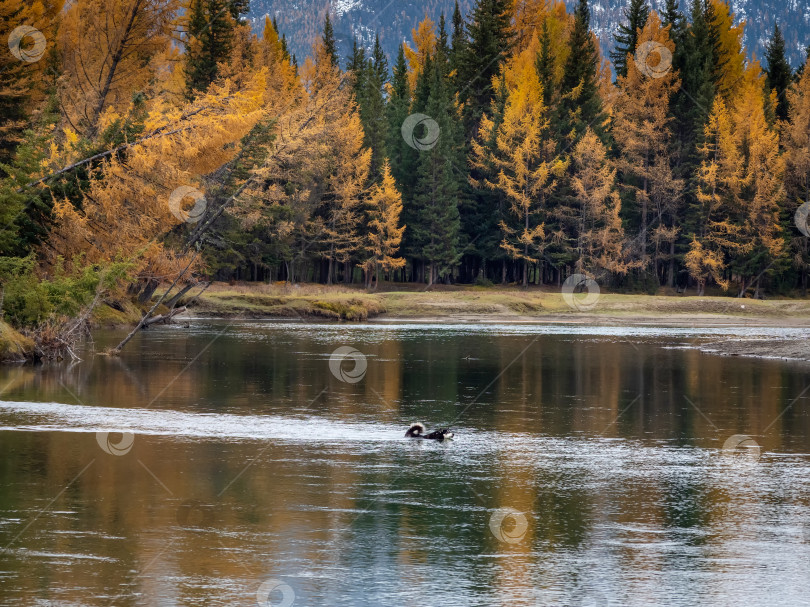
405, 423, 454, 441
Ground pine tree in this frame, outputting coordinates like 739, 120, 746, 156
764, 24, 793, 122
450, 0, 467, 87
460, 0, 513, 135
184, 0, 248, 98
322, 13, 339, 69
358, 37, 388, 179
347, 38, 367, 102
410, 49, 464, 285
693, 64, 785, 296
708, 0, 745, 100
610, 0, 650, 79
558, 0, 606, 146
386, 45, 414, 192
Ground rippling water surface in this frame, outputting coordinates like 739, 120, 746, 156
1, 321, 810, 606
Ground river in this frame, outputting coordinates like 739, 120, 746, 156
1, 320, 809, 606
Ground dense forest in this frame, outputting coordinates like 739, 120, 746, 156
248, 0, 810, 70
1, 0, 810, 352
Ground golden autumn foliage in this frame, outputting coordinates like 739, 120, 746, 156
692, 63, 785, 294
403, 17, 437, 93
0, 0, 63, 156
46, 74, 267, 283
58, 0, 178, 137
709, 0, 746, 100
472, 39, 567, 286
613, 12, 683, 268
362, 161, 405, 287
570, 129, 628, 276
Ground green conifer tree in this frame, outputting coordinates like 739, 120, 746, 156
610, 0, 650, 78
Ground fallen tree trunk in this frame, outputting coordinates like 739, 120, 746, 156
143, 306, 186, 327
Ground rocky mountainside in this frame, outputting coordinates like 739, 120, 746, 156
248, 0, 810, 71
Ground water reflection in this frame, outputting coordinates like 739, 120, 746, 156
0, 322, 809, 606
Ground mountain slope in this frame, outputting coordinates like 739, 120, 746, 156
248, 0, 810, 72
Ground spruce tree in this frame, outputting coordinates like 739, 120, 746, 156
322, 13, 339, 69
610, 0, 650, 79
765, 24, 793, 122
347, 38, 366, 100
411, 44, 464, 284
558, 0, 605, 146
460, 0, 513, 136
450, 0, 467, 88
536, 20, 554, 108
184, 0, 248, 97
358, 38, 388, 179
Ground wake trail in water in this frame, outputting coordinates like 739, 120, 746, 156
0, 400, 404, 442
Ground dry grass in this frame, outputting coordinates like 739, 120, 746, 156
175, 281, 810, 325
0, 321, 35, 361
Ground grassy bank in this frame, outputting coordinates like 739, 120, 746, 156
0, 321, 35, 362
173, 282, 810, 326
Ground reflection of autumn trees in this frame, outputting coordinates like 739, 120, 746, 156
2, 331, 810, 602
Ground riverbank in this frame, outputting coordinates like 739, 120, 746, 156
179, 282, 810, 326
0, 321, 35, 362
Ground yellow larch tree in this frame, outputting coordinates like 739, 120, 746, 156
45, 73, 267, 295
362, 161, 405, 288
403, 16, 437, 93
709, 0, 746, 101
782, 56, 810, 290
57, 0, 178, 138
692, 63, 785, 295
613, 12, 682, 280
474, 40, 567, 287
570, 128, 628, 276
0, 0, 63, 160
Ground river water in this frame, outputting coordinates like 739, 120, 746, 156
1, 320, 810, 606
